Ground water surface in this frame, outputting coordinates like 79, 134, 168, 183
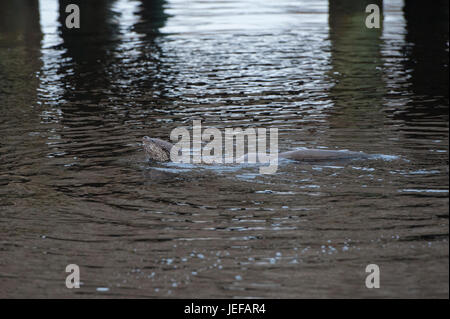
0, 0, 448, 298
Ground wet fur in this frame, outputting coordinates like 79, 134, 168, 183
142, 137, 173, 162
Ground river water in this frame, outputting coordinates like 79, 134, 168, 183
0, 0, 448, 298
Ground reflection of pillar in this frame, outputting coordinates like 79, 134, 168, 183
0, 0, 41, 45
327, 0, 384, 126
58, 0, 119, 38
57, 0, 119, 97
132, 0, 170, 98
134, 0, 169, 37
0, 0, 41, 107
403, 0, 449, 100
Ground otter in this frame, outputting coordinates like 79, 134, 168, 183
142, 136, 369, 163
143, 136, 174, 162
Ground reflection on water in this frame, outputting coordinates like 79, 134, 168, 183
0, 0, 448, 298
0, 0, 41, 110
327, 0, 386, 151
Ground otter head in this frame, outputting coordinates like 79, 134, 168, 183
142, 136, 173, 162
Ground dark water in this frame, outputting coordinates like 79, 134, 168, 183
0, 0, 448, 298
